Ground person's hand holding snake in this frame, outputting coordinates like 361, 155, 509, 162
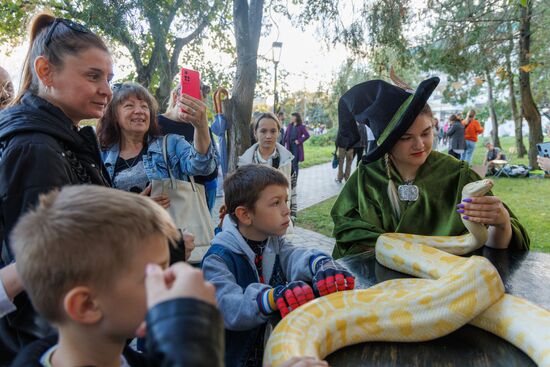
457, 195, 512, 249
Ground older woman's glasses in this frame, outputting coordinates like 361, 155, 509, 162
44, 18, 91, 47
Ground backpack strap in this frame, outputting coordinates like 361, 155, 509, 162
271, 155, 280, 169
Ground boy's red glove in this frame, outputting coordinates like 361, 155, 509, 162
312, 258, 355, 296
273, 281, 315, 318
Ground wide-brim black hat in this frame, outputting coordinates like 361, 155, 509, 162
336, 77, 440, 163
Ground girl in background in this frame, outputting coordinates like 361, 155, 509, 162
283, 112, 309, 215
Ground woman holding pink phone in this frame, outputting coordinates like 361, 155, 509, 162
97, 82, 217, 262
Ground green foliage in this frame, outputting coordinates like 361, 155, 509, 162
476, 100, 513, 128
0, 0, 230, 105
529, 1, 550, 109
0, 1, 30, 46
308, 127, 337, 146
294, 0, 410, 64
279, 89, 334, 127
182, 42, 235, 93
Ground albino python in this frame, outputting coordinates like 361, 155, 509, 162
264, 179, 550, 366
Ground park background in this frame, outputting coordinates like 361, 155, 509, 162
1, 0, 549, 251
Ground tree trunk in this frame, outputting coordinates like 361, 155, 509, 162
485, 68, 500, 148
505, 55, 527, 157
226, 0, 264, 172
519, 1, 542, 168
154, 46, 173, 111
505, 23, 527, 157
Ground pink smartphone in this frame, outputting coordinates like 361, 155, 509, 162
180, 68, 201, 100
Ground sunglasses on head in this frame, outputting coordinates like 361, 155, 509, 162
44, 18, 91, 47
111, 82, 123, 92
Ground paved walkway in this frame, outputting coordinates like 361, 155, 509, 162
212, 160, 355, 254
296, 161, 343, 211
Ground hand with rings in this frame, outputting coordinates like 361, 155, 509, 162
177, 94, 208, 130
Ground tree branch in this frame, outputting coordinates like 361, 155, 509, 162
170, 16, 209, 74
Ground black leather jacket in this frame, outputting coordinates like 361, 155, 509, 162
0, 92, 110, 362
146, 298, 224, 367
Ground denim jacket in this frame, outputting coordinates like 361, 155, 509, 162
101, 134, 217, 182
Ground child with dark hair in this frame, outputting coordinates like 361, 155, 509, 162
201, 164, 355, 367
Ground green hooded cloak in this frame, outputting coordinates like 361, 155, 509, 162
331, 151, 530, 259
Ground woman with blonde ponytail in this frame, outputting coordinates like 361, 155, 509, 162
0, 12, 113, 360
331, 77, 529, 259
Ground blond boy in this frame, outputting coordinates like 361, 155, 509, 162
9, 185, 222, 366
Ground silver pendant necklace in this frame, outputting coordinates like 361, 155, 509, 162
398, 179, 419, 202
123, 155, 140, 170
121, 146, 145, 170
121, 152, 142, 170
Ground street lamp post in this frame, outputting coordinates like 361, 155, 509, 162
272, 41, 283, 114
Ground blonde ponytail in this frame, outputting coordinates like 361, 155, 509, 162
385, 153, 401, 220
165, 85, 179, 113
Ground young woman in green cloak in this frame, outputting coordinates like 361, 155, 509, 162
331, 77, 530, 259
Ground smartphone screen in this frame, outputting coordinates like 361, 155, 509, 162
180, 68, 201, 100
537, 142, 550, 158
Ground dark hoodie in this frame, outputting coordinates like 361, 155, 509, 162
0, 92, 110, 363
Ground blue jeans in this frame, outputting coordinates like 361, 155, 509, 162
461, 140, 476, 164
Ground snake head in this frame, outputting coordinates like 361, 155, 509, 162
462, 179, 494, 198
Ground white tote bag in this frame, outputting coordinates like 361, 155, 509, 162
151, 136, 214, 263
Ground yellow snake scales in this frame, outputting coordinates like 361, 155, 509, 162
264, 179, 550, 366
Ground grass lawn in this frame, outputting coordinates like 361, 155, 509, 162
301, 141, 334, 168
297, 137, 550, 252
296, 196, 338, 238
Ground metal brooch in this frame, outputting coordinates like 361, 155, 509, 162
398, 184, 419, 202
